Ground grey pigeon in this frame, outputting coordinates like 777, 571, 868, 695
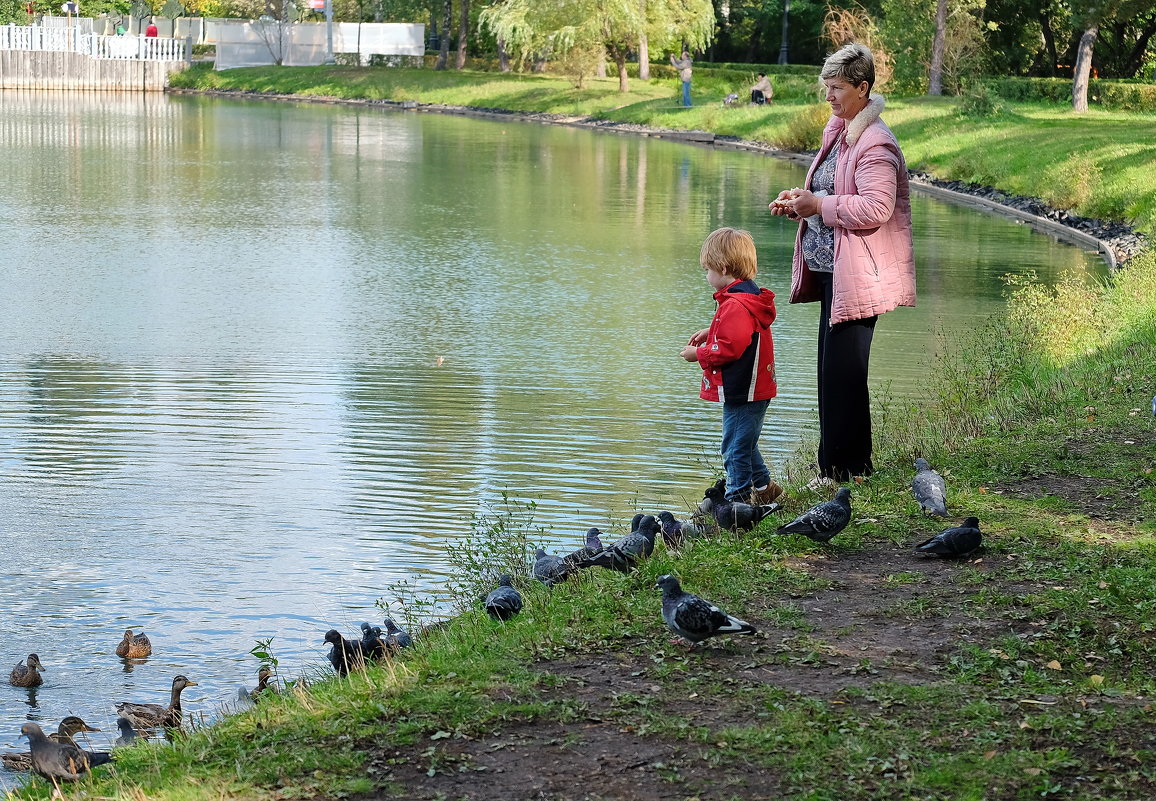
382, 617, 413, 649
20, 721, 92, 782
114, 716, 138, 747
484, 574, 523, 621
561, 527, 606, 570
657, 510, 717, 548
324, 629, 365, 676
775, 488, 852, 542
3, 717, 107, 773
656, 575, 756, 647
703, 487, 781, 532
912, 458, 948, 517
696, 478, 728, 516
533, 548, 574, 586
578, 515, 660, 572
360, 622, 394, 661
915, 517, 983, 557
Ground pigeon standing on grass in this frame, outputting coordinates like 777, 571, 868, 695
656, 575, 757, 648
912, 458, 949, 517
915, 517, 983, 557
324, 629, 365, 676
484, 574, 523, 621
657, 510, 716, 548
382, 618, 413, 649
360, 622, 391, 661
533, 548, 574, 586
578, 515, 660, 573
20, 721, 92, 783
696, 478, 728, 516
703, 486, 781, 532
775, 488, 852, 542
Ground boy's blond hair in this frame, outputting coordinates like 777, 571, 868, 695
700, 227, 758, 281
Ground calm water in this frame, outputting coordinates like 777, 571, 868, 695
0, 90, 1102, 775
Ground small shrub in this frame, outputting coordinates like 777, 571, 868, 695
774, 103, 831, 151
958, 82, 1004, 117
1042, 154, 1101, 211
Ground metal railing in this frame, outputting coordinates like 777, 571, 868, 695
0, 25, 190, 62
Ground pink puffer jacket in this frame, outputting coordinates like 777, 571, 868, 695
789, 96, 916, 325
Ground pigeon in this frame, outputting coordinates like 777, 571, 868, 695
3, 717, 108, 772
696, 478, 728, 516
20, 721, 93, 782
484, 574, 523, 621
561, 527, 605, 569
9, 653, 44, 687
775, 488, 852, 542
114, 716, 138, 747
382, 617, 413, 649
577, 515, 660, 572
703, 486, 781, 532
912, 458, 948, 517
532, 548, 574, 586
359, 622, 392, 661
915, 517, 983, 557
657, 510, 717, 548
323, 629, 365, 676
656, 575, 757, 647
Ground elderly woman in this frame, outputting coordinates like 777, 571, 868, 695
769, 43, 916, 486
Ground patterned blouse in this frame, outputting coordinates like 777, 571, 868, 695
801, 142, 839, 273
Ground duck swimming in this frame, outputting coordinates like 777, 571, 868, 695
115, 628, 153, 659
8, 653, 44, 688
115, 674, 198, 729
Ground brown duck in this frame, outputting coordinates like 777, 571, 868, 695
115, 674, 198, 729
115, 628, 153, 658
9, 653, 44, 688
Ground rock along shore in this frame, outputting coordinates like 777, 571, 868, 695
172, 89, 1147, 268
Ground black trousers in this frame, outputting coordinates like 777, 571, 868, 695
814, 271, 877, 480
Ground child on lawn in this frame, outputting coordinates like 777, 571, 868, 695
680, 227, 781, 505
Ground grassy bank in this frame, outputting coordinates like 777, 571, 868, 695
11, 237, 1155, 799
169, 64, 1156, 233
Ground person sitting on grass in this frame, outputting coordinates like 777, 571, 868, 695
751, 73, 773, 105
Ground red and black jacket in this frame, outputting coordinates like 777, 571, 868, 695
695, 279, 777, 403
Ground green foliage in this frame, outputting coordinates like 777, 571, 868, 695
956, 81, 1005, 117
773, 102, 830, 151
984, 76, 1156, 111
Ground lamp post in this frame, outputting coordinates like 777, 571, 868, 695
778, 0, 790, 66
324, 0, 335, 64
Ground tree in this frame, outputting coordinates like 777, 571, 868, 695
435, 0, 451, 68
1069, 1, 1150, 110
481, 0, 713, 91
456, 0, 469, 67
1071, 21, 1097, 112
928, 0, 946, 94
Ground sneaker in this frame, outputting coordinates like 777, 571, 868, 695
750, 480, 785, 505
804, 476, 839, 491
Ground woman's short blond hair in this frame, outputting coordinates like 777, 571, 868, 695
700, 227, 758, 281
821, 42, 875, 95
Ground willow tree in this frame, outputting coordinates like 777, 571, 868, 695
481, 0, 713, 91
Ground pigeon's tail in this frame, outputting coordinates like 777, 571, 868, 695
86, 750, 113, 768
718, 615, 757, 636
775, 520, 811, 536
751, 502, 782, 524
914, 536, 953, 555
922, 500, 949, 517
576, 547, 634, 573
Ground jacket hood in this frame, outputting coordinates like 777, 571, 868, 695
715, 281, 777, 326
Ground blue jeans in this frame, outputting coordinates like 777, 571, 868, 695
721, 400, 770, 502
681, 80, 692, 107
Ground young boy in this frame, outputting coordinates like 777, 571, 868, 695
680, 227, 779, 505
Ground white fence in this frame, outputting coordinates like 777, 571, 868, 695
0, 25, 190, 62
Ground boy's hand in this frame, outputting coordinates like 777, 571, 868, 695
679, 344, 700, 362
687, 328, 709, 346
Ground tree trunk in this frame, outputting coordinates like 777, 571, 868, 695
455, 0, 469, 69
1039, 11, 1057, 76
1124, 17, 1156, 77
497, 36, 509, 73
596, 59, 606, 78
608, 45, 628, 92
1072, 24, 1098, 112
435, 0, 451, 70
639, 34, 649, 80
928, 0, 947, 95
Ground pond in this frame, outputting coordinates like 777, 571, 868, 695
0, 90, 1103, 776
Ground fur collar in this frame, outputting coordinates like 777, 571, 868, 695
842, 95, 885, 145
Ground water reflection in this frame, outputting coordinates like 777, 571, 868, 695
0, 91, 1104, 781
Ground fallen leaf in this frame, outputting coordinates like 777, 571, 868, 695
1019, 720, 1033, 729
1090, 675, 1105, 686
1099, 581, 1109, 589
1124, 440, 1136, 445
983, 750, 997, 760
430, 730, 451, 740
1020, 699, 1057, 705
978, 486, 988, 494
1045, 660, 1062, 670
1025, 768, 1042, 776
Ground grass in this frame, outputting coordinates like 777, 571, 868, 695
9, 248, 1156, 799
169, 63, 1156, 232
